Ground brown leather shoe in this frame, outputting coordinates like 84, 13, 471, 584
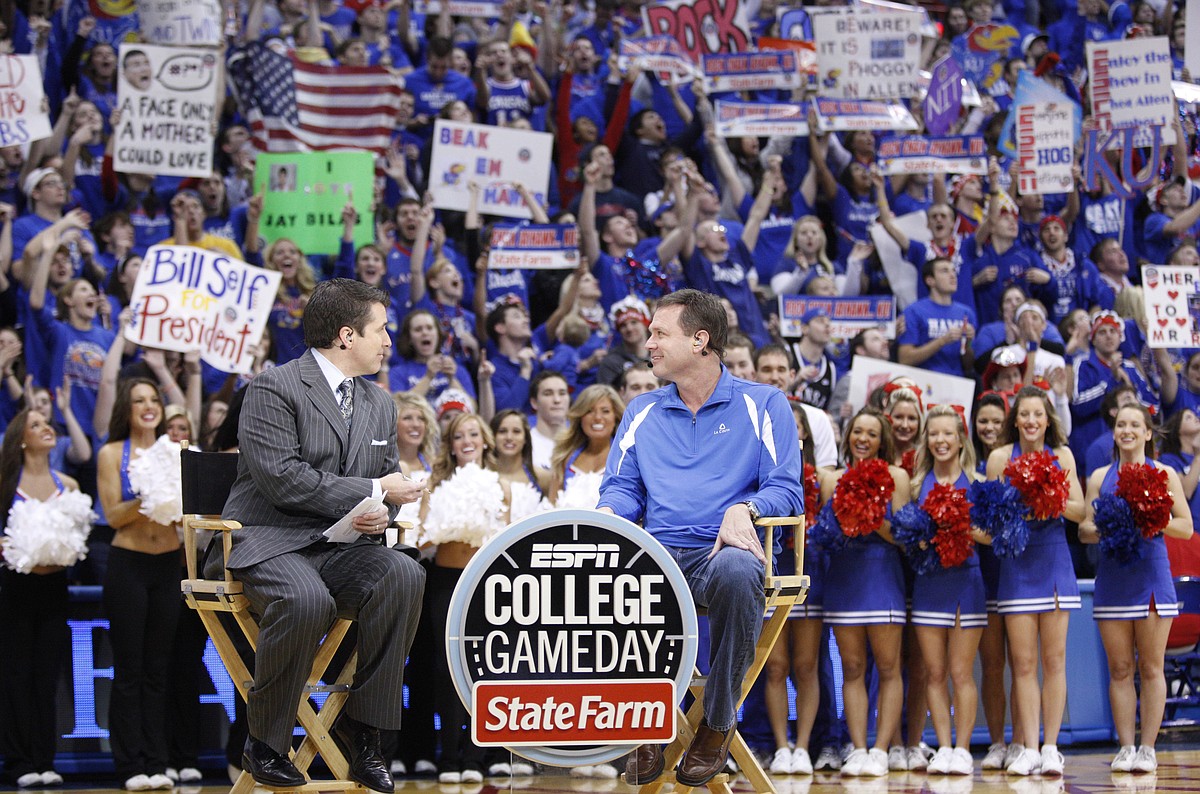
625, 744, 664, 784
676, 720, 737, 787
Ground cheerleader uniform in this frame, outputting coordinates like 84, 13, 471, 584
1092, 461, 1179, 621
823, 502, 906, 625
996, 446, 1081, 614
976, 459, 1002, 613
103, 440, 181, 782
0, 474, 70, 783
910, 472, 988, 629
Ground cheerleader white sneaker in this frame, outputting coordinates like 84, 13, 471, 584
1131, 745, 1157, 773
770, 747, 794, 774
16, 773, 42, 788
907, 745, 929, 771
928, 747, 955, 774
437, 770, 461, 784
949, 748, 974, 776
791, 746, 813, 775
1003, 742, 1026, 770
861, 749, 889, 777
591, 763, 618, 780
1006, 747, 1041, 776
1112, 745, 1136, 772
887, 745, 908, 771
146, 774, 174, 790
177, 768, 201, 784
1039, 745, 1064, 777
841, 748, 868, 777
40, 771, 64, 787
981, 742, 1007, 770
124, 775, 152, 791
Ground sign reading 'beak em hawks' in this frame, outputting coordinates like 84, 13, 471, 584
446, 509, 699, 766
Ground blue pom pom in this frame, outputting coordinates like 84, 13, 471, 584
1093, 493, 1143, 565
892, 503, 939, 575
969, 480, 1030, 559
624, 256, 670, 301
808, 501, 847, 553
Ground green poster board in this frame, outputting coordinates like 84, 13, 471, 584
254, 151, 375, 255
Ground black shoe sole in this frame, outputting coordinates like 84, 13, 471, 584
675, 765, 724, 787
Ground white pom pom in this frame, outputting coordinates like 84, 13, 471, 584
554, 471, 604, 510
394, 471, 429, 543
127, 435, 183, 525
3, 490, 97, 573
508, 480, 550, 524
420, 463, 506, 547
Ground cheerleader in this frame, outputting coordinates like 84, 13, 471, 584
971, 392, 1022, 769
1080, 404, 1192, 773
96, 378, 181, 791
0, 409, 93, 788
819, 408, 911, 778
492, 410, 550, 519
984, 386, 1085, 777
765, 402, 825, 776
549, 385, 624, 504
907, 406, 985, 775
883, 381, 929, 771
419, 413, 505, 784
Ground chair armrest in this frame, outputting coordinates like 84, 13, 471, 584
756, 516, 804, 581
181, 515, 243, 581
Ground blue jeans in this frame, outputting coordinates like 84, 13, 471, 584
667, 545, 765, 733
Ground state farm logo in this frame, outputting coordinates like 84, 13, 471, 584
446, 509, 699, 767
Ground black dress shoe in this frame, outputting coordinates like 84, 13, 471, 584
332, 716, 395, 793
243, 737, 306, 788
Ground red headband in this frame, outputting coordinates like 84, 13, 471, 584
883, 381, 924, 413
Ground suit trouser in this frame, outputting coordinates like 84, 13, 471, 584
234, 541, 425, 754
104, 547, 180, 779
667, 545, 765, 733
0, 569, 68, 778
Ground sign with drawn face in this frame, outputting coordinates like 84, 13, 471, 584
114, 43, 221, 178
446, 509, 699, 766
253, 151, 376, 255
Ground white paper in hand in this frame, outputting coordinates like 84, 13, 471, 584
324, 496, 386, 543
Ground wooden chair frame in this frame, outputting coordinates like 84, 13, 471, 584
178, 448, 366, 793
633, 516, 809, 794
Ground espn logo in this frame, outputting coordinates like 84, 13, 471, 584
529, 543, 621, 568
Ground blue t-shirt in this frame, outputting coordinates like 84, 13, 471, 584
963, 235, 1046, 326
31, 303, 113, 440
832, 184, 878, 260
405, 68, 477, 139
683, 241, 769, 346
899, 298, 977, 377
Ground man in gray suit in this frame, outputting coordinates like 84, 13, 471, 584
217, 278, 426, 792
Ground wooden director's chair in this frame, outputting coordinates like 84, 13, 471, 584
179, 447, 387, 793
632, 515, 809, 794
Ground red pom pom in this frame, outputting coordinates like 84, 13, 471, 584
833, 458, 896, 537
1004, 450, 1070, 520
1116, 462, 1173, 539
925, 483, 975, 568
803, 463, 821, 539
899, 449, 917, 477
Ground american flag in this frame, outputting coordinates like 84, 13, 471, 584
228, 42, 403, 154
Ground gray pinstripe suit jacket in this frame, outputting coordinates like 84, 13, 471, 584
222, 349, 400, 570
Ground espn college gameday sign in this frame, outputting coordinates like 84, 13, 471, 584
446, 509, 699, 766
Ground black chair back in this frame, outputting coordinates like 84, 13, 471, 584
181, 449, 240, 516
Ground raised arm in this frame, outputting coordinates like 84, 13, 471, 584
408, 202, 436, 305
741, 155, 780, 253
579, 161, 602, 264
808, 107, 838, 201
873, 169, 910, 252
705, 125, 746, 208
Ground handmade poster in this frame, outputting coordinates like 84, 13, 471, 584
813, 7, 924, 99
125, 246, 282, 374
137, 0, 224, 45
923, 56, 963, 136
847, 355, 975, 425
998, 70, 1082, 162
1014, 102, 1076, 195
114, 43, 221, 178
1142, 266, 1200, 349
702, 50, 804, 93
714, 100, 808, 137
813, 97, 918, 132
642, 0, 754, 62
487, 224, 579, 270
253, 151, 375, 255
0, 55, 52, 146
778, 295, 896, 339
1086, 37, 1176, 148
429, 120, 552, 219
876, 135, 987, 176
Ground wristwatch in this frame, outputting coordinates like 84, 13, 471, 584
742, 500, 761, 521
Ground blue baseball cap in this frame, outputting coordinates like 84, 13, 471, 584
800, 306, 830, 325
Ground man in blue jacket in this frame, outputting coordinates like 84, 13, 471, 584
597, 289, 804, 787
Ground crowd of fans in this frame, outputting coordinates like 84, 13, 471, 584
1, 0, 1200, 787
